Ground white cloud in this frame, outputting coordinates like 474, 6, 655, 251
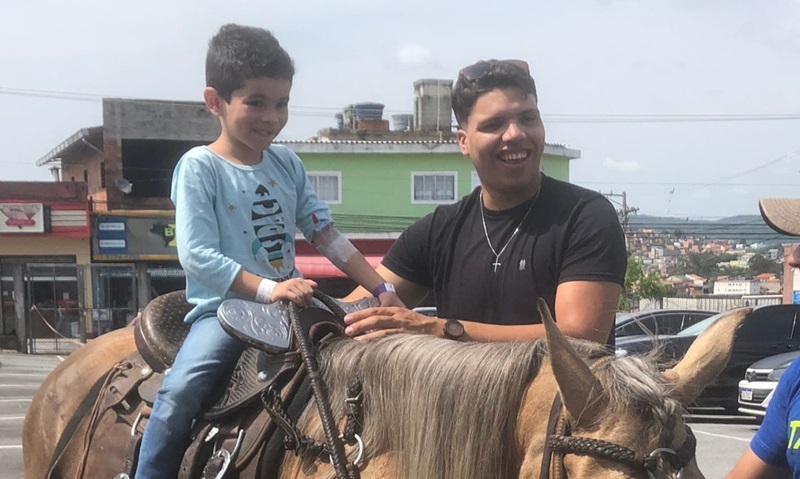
603, 157, 640, 172
395, 44, 438, 68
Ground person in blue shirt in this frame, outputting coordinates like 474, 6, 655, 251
726, 197, 800, 479
135, 23, 404, 479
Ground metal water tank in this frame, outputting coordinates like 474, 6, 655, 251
392, 114, 413, 131
353, 102, 385, 121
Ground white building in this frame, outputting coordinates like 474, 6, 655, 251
713, 279, 761, 295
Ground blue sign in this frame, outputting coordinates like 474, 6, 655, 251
97, 216, 128, 255
794, 291, 800, 305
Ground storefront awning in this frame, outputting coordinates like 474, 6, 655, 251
295, 255, 383, 279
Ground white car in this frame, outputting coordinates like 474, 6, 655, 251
738, 350, 800, 417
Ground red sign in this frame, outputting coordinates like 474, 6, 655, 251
0, 203, 45, 233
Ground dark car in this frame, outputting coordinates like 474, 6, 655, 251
738, 350, 800, 417
615, 304, 800, 411
615, 309, 717, 338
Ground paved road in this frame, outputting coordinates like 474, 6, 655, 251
690, 410, 759, 478
0, 350, 764, 479
0, 350, 62, 479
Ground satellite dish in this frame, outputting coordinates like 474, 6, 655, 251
114, 177, 133, 194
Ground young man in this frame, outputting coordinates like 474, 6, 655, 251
135, 24, 402, 478
726, 198, 800, 479
344, 59, 626, 345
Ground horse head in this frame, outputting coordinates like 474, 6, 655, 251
526, 302, 750, 479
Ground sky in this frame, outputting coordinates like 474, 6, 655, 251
3, 0, 800, 219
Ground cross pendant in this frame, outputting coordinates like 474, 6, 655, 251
492, 260, 501, 272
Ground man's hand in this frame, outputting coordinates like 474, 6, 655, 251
270, 278, 317, 307
343, 307, 443, 341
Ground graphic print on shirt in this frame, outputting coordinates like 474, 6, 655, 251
250, 183, 292, 275
789, 419, 800, 455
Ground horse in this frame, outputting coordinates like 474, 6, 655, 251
23, 302, 750, 479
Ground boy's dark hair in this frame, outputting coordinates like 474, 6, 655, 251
206, 24, 295, 101
451, 60, 537, 128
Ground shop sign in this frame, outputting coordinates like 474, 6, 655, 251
0, 203, 45, 233
97, 217, 128, 255
93, 214, 177, 259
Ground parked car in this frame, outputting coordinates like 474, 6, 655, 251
615, 304, 800, 411
615, 309, 717, 338
738, 350, 800, 418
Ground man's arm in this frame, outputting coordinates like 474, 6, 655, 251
552, 280, 620, 343
343, 276, 621, 343
726, 447, 790, 479
343, 265, 429, 307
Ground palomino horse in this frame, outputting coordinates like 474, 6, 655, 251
23, 304, 750, 479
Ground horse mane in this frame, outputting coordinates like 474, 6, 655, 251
293, 334, 680, 479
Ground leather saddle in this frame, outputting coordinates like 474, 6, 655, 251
47, 290, 376, 479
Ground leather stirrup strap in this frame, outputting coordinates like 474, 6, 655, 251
44, 366, 115, 479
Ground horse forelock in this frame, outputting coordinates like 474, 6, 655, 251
297, 335, 546, 479
586, 344, 684, 448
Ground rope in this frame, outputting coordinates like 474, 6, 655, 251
342, 377, 363, 443
546, 435, 646, 470
263, 376, 364, 456
30, 305, 85, 347
311, 289, 348, 320
546, 424, 696, 473
287, 293, 359, 479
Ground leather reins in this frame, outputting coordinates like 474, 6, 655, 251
539, 356, 697, 479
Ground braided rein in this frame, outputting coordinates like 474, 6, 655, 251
546, 424, 696, 475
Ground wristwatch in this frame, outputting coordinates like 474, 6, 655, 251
443, 319, 465, 341
372, 282, 396, 297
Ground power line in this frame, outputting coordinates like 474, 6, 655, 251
4, 85, 800, 123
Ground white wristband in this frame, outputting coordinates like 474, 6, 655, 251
255, 278, 278, 303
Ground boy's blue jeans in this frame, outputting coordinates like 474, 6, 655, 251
134, 314, 244, 479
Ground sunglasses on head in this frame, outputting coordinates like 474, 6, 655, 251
458, 59, 530, 82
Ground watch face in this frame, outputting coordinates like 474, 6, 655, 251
445, 319, 464, 339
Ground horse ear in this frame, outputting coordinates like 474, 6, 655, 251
663, 307, 751, 405
540, 299, 608, 426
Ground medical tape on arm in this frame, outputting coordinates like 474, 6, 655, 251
314, 227, 358, 266
255, 278, 278, 303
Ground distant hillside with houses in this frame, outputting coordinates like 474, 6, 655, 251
628, 214, 784, 243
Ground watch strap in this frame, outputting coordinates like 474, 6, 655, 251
372, 282, 396, 297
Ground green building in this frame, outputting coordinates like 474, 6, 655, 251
283, 140, 580, 233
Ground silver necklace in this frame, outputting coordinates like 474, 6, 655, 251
479, 188, 540, 273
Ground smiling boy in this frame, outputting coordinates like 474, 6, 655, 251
134, 24, 403, 478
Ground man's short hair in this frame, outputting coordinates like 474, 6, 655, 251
206, 24, 295, 101
451, 60, 537, 128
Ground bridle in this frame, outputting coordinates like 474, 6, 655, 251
539, 358, 697, 479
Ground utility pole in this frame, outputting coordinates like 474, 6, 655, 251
602, 190, 639, 255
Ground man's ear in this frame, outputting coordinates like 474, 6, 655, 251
456, 128, 469, 157
203, 87, 224, 117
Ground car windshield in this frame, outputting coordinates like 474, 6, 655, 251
615, 313, 637, 325
676, 311, 727, 337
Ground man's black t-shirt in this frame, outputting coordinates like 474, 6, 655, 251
382, 175, 627, 343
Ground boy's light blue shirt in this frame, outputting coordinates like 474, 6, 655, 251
171, 145, 332, 323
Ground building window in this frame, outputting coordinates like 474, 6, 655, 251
83, 170, 88, 183
100, 162, 106, 188
412, 172, 457, 204
308, 172, 341, 204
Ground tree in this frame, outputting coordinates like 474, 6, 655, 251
621, 257, 667, 310
675, 252, 737, 278
747, 254, 782, 278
